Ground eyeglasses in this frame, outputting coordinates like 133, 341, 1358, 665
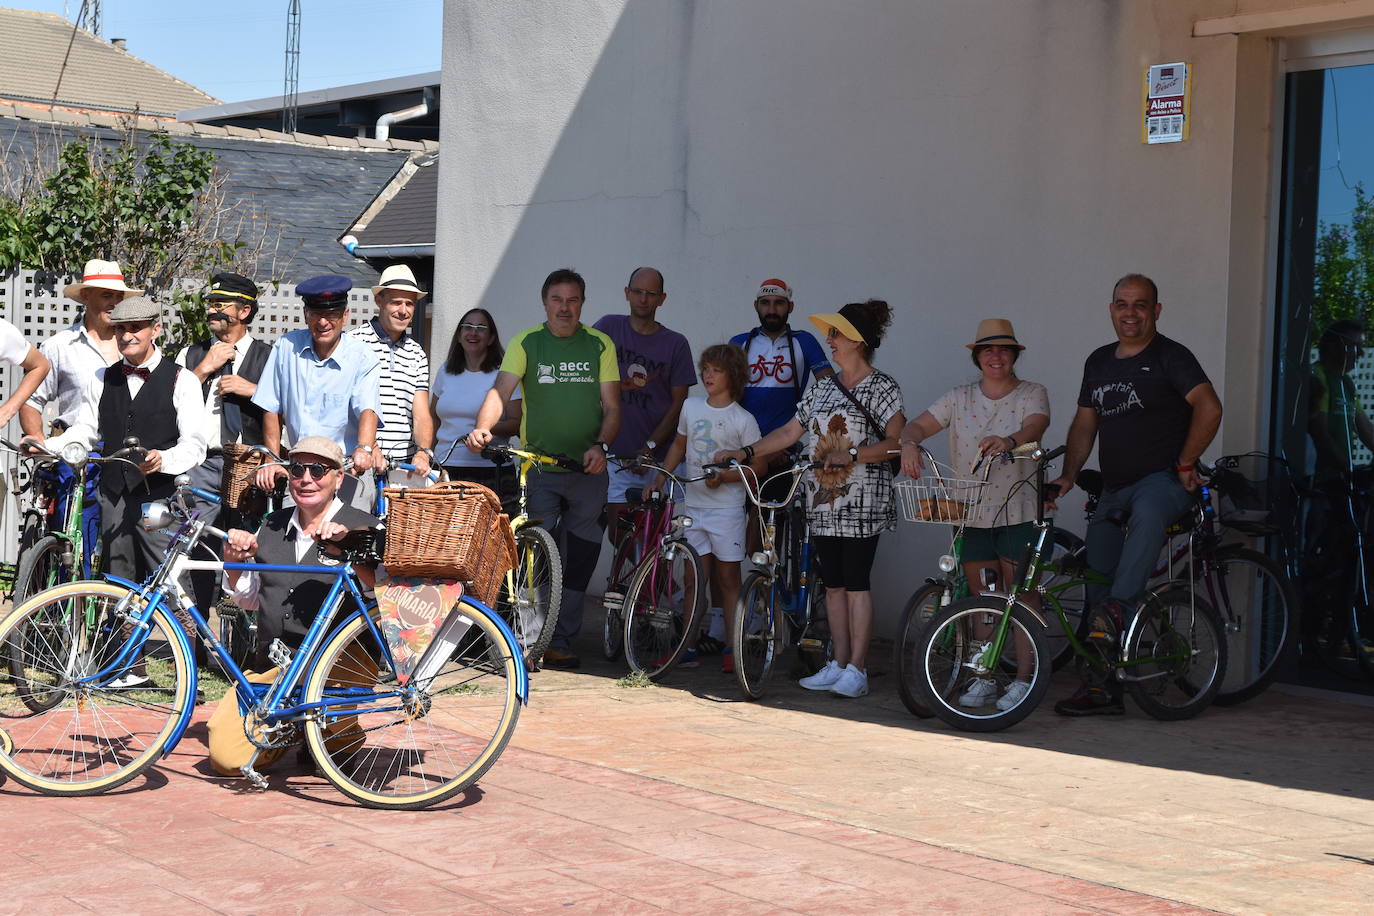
825, 327, 842, 339
306, 307, 347, 321
288, 461, 335, 480
626, 287, 665, 299
459, 323, 491, 333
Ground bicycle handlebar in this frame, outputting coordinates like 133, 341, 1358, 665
481, 443, 583, 473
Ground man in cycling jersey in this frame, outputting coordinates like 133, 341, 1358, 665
729, 278, 833, 436
1049, 273, 1223, 716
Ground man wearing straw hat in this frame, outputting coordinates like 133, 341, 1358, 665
346, 264, 434, 473
20, 258, 142, 440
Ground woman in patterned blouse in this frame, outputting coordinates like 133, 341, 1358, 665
716, 299, 904, 699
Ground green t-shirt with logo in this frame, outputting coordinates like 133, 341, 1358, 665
502, 323, 618, 468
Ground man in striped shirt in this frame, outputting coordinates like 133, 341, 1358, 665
346, 265, 434, 472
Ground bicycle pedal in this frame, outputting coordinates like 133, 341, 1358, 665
267, 639, 293, 669
239, 764, 269, 790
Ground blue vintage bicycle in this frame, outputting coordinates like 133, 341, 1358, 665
0, 475, 527, 810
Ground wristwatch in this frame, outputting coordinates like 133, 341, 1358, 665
645, 439, 658, 451
414, 446, 434, 461
594, 441, 610, 455
848, 446, 860, 460
357, 444, 374, 454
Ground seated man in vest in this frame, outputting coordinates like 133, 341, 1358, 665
209, 436, 377, 776
42, 296, 208, 685
176, 272, 273, 629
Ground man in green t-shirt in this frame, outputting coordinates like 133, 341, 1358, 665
1309, 320, 1374, 477
468, 267, 620, 669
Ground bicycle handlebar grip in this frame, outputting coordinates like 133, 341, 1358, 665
1043, 444, 1068, 463
480, 445, 508, 463
556, 454, 585, 472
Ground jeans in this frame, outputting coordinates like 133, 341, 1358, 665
1085, 470, 1194, 608
526, 470, 609, 649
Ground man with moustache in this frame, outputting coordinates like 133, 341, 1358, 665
729, 278, 833, 438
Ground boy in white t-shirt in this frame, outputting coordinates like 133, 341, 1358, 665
652, 344, 764, 672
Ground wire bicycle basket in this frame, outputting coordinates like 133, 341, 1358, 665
895, 455, 990, 525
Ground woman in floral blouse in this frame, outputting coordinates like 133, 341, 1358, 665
717, 299, 904, 699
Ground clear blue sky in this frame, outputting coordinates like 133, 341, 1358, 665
1318, 64, 1374, 227
26, 0, 442, 103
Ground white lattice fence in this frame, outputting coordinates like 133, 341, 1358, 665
0, 270, 375, 564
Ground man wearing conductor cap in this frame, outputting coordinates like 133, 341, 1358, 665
175, 271, 275, 622
253, 274, 383, 496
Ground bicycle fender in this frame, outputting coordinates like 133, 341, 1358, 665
977, 591, 1051, 629
99, 575, 200, 756
457, 596, 530, 704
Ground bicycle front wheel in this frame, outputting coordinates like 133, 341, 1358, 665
7, 536, 76, 692
734, 571, 787, 699
496, 525, 561, 667
304, 604, 522, 810
893, 582, 946, 718
1198, 546, 1297, 706
1042, 528, 1088, 670
0, 581, 191, 795
623, 542, 704, 678
1123, 587, 1228, 720
914, 598, 1051, 733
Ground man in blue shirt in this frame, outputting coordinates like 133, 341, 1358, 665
253, 275, 383, 491
729, 278, 832, 436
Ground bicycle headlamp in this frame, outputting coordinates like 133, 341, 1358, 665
679, 515, 693, 528
141, 501, 175, 531
61, 441, 87, 466
750, 551, 770, 566
938, 554, 957, 574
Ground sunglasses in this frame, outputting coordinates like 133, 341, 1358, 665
288, 461, 336, 480
459, 323, 491, 333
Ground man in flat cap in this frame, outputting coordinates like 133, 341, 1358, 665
253, 275, 383, 494
45, 297, 208, 680
176, 271, 275, 617
346, 264, 434, 472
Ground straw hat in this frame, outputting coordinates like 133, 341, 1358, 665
63, 259, 143, 301
967, 318, 1024, 351
371, 264, 426, 298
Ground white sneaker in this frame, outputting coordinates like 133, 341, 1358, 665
958, 677, 997, 707
996, 680, 1031, 711
799, 660, 842, 691
109, 673, 151, 689
829, 664, 869, 698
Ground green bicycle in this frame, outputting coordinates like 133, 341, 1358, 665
905, 442, 1228, 731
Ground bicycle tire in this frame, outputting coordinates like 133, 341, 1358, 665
622, 542, 704, 679
892, 582, 946, 718
913, 598, 1051, 733
1043, 528, 1087, 671
303, 603, 522, 810
601, 527, 638, 661
6, 536, 75, 695
734, 571, 787, 700
1123, 586, 1228, 721
1197, 546, 1298, 706
0, 581, 191, 795
495, 525, 561, 668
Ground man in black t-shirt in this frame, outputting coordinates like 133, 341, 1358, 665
1049, 273, 1223, 716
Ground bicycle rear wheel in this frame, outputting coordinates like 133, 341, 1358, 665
304, 604, 522, 810
601, 525, 639, 661
496, 525, 561, 668
1123, 587, 1227, 720
893, 582, 946, 718
1198, 546, 1297, 706
914, 598, 1050, 732
0, 582, 191, 795
622, 543, 704, 678
734, 572, 787, 699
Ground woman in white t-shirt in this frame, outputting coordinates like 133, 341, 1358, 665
429, 309, 521, 505
0, 317, 49, 429
898, 319, 1050, 712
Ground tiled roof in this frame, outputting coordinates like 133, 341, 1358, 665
349, 152, 438, 247
0, 113, 424, 284
0, 7, 217, 117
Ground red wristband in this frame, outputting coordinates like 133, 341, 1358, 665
1176, 463, 1195, 472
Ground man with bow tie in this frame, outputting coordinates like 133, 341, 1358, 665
46, 297, 208, 589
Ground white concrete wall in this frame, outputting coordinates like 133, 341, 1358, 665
436, 0, 1303, 630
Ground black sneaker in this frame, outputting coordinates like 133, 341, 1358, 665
1053, 683, 1124, 717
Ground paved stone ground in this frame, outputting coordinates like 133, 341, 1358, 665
2, 609, 1371, 914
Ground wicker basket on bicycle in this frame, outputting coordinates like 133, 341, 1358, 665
381, 480, 517, 605
221, 443, 270, 516
894, 462, 990, 525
